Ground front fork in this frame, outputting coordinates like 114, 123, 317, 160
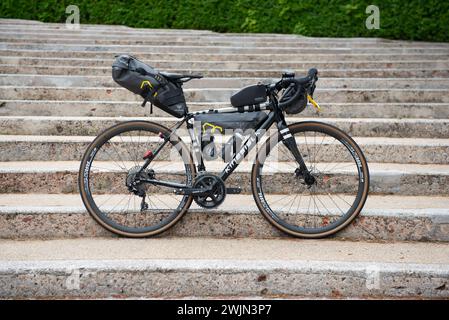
276, 118, 315, 186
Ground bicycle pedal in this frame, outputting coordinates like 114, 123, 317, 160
226, 187, 241, 194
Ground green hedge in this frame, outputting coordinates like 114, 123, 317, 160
1, 0, 448, 42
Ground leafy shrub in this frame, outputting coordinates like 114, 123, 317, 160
1, 0, 448, 42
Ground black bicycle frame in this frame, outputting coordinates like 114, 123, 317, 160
218, 93, 310, 181
137, 93, 310, 190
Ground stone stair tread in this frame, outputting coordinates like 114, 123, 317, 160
3, 31, 449, 43
6, 56, 449, 61
1, 42, 448, 53
0, 160, 448, 175
1, 193, 448, 241
3, 100, 449, 107
2, 115, 449, 124
1, 134, 449, 147
3, 85, 449, 92
3, 74, 449, 90
2, 64, 447, 71
2, 50, 448, 61
3, 65, 447, 78
1, 237, 449, 265
1, 238, 448, 299
1, 193, 448, 215
2, 86, 448, 104
3, 56, 449, 66
1, 116, 449, 140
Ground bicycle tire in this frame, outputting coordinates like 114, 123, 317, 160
79, 120, 195, 237
251, 121, 370, 238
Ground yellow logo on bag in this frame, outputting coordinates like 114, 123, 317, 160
140, 80, 153, 89
202, 122, 223, 134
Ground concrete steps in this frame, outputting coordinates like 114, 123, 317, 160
3, 42, 449, 54
18, 37, 439, 47
1, 18, 449, 299
4, 74, 449, 89
0, 238, 448, 298
0, 161, 448, 195
2, 49, 448, 62
2, 86, 448, 103
1, 194, 448, 242
3, 34, 449, 48
0, 19, 447, 225
2, 65, 448, 78
0, 134, 447, 164
1, 101, 448, 119
4, 56, 449, 70
1, 116, 449, 139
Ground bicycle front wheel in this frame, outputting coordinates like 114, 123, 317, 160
252, 121, 369, 238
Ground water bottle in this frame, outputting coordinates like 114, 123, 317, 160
201, 133, 217, 161
221, 132, 244, 161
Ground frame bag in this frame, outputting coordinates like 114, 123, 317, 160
193, 112, 268, 161
112, 54, 187, 118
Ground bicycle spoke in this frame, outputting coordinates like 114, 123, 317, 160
103, 141, 128, 171
81, 124, 192, 234
256, 125, 367, 236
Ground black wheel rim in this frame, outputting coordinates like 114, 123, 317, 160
82, 124, 193, 234
256, 125, 366, 234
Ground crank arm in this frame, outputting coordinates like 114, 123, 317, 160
226, 187, 241, 194
174, 188, 211, 196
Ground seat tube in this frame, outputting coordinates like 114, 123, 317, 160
187, 118, 206, 171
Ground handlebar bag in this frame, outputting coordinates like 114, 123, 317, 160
279, 84, 307, 114
112, 54, 187, 118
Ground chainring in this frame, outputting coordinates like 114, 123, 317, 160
193, 173, 226, 209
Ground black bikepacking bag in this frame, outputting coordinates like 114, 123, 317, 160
193, 111, 268, 133
279, 83, 307, 114
112, 54, 188, 118
230, 84, 267, 107
193, 111, 268, 161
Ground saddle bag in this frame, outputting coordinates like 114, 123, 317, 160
112, 54, 188, 118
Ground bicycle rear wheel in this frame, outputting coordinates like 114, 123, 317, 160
79, 121, 195, 237
252, 121, 369, 238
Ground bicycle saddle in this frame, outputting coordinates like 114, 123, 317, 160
160, 72, 203, 82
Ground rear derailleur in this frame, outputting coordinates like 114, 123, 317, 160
126, 166, 155, 211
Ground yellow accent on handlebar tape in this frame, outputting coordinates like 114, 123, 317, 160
307, 94, 321, 112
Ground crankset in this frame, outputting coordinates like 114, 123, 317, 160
191, 173, 226, 209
